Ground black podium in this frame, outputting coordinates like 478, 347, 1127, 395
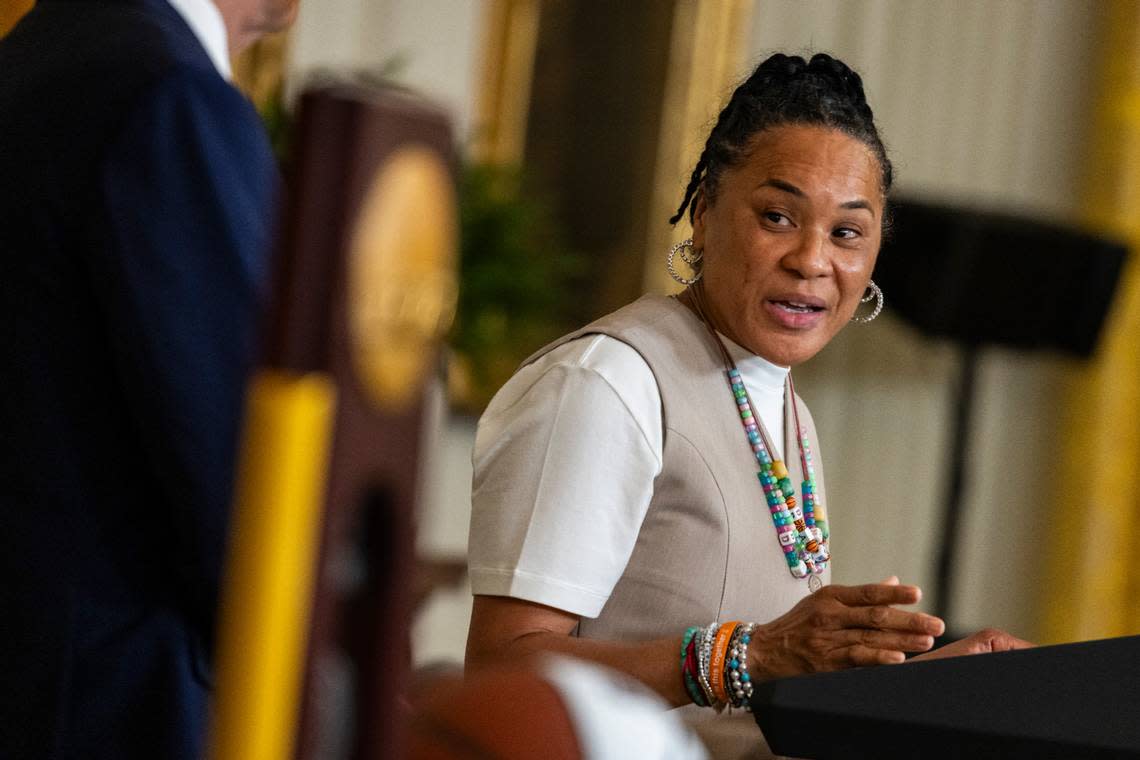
752, 635, 1140, 758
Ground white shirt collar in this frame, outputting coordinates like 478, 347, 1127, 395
720, 331, 790, 393
165, 0, 232, 80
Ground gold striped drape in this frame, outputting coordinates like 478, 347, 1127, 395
232, 32, 290, 115
1042, 0, 1140, 643
0, 0, 32, 36
643, 0, 754, 295
469, 0, 541, 166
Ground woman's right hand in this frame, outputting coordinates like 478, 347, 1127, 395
748, 578, 944, 681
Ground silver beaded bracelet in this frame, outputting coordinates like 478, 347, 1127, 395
726, 622, 756, 710
697, 621, 718, 706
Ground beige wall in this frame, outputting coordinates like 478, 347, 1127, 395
749, 0, 1099, 216
287, 0, 488, 140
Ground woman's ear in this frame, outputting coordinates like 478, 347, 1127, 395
691, 185, 709, 250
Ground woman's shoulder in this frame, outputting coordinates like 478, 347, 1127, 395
488, 335, 657, 417
584, 294, 689, 335
521, 295, 690, 367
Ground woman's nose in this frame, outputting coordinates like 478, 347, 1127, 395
782, 229, 830, 278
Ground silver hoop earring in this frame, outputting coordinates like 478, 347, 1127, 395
851, 280, 883, 323
667, 238, 703, 285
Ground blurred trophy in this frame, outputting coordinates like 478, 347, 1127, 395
209, 81, 458, 760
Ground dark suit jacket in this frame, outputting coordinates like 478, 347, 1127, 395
0, 1, 277, 757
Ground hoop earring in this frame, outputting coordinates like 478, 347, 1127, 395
667, 238, 703, 285
851, 280, 883, 323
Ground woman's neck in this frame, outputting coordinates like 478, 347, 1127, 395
677, 285, 791, 376
721, 333, 789, 391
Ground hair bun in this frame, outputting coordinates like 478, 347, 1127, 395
808, 53, 867, 103
756, 52, 807, 78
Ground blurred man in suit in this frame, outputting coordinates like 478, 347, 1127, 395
0, 0, 296, 756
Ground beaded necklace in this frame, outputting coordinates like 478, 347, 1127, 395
685, 288, 831, 581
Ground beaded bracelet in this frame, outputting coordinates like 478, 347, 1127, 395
679, 626, 709, 707
724, 622, 756, 710
683, 636, 709, 706
697, 621, 718, 706
709, 621, 741, 705
685, 620, 760, 709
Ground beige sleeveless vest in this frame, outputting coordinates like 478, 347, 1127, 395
525, 294, 831, 759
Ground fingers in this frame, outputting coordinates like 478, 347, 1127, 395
840, 627, 936, 653
827, 581, 923, 608
1003, 634, 1035, 650
972, 627, 1036, 652
753, 577, 955, 679
848, 605, 945, 637
813, 580, 944, 639
831, 644, 907, 667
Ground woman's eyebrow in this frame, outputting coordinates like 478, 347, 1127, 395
760, 178, 874, 213
759, 178, 803, 196
840, 199, 874, 213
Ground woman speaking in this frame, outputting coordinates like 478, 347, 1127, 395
464, 52, 1029, 757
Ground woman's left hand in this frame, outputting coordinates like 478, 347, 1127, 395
909, 628, 1034, 662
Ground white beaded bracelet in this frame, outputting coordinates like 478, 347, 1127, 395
697, 621, 718, 706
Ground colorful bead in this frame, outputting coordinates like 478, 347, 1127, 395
725, 368, 829, 583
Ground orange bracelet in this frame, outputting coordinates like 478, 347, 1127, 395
709, 620, 740, 704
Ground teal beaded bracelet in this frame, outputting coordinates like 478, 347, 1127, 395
680, 626, 709, 707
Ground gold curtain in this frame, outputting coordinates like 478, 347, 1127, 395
1042, 0, 1140, 643
0, 0, 33, 36
470, 0, 540, 166
642, 0, 754, 295
232, 31, 290, 115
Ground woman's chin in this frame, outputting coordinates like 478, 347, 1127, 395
703, 295, 840, 366
745, 324, 833, 367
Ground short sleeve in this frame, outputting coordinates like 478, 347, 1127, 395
468, 335, 663, 617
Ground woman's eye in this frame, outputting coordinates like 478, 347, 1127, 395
833, 226, 860, 240
763, 211, 790, 225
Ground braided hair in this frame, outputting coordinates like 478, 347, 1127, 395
670, 52, 892, 227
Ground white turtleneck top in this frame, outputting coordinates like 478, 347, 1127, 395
470, 333, 789, 618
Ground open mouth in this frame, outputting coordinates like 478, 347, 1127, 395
770, 300, 825, 314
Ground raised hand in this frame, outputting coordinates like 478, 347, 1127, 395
749, 579, 945, 680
